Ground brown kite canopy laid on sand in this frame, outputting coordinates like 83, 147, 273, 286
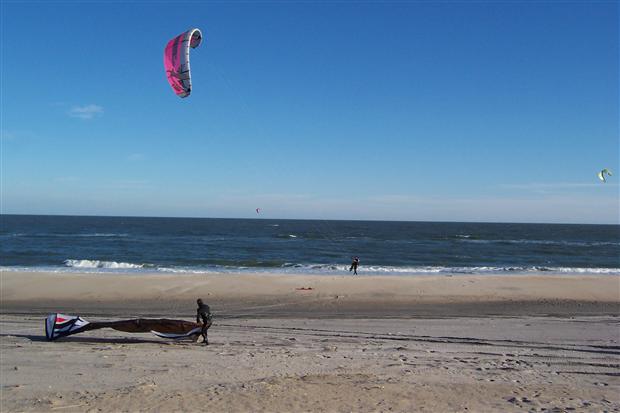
45, 313, 203, 340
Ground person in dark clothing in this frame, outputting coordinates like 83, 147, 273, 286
196, 298, 212, 345
349, 256, 360, 275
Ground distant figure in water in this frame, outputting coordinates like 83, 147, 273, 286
196, 298, 213, 345
349, 256, 360, 275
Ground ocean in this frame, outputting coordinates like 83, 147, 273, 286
1, 215, 619, 276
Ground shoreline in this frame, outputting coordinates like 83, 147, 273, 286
3, 265, 619, 276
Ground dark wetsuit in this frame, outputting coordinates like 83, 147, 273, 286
196, 303, 212, 344
349, 257, 359, 275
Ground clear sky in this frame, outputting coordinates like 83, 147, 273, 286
1, 1, 618, 224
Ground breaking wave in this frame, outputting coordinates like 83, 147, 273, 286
64, 259, 145, 269
2, 263, 618, 276
457, 238, 619, 247
275, 234, 298, 239
1, 232, 130, 239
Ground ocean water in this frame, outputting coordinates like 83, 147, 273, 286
1, 215, 619, 276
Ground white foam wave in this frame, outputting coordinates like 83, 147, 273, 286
266, 264, 620, 276
21, 233, 130, 238
3, 264, 619, 276
75, 233, 129, 237
64, 259, 144, 269
458, 238, 619, 247
357, 265, 620, 275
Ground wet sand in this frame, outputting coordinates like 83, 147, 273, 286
2, 272, 619, 318
1, 271, 619, 412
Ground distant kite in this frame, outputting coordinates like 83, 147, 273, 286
256, 208, 261, 214
163, 28, 203, 98
598, 168, 613, 183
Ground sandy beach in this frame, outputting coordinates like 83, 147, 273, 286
1, 271, 619, 412
4, 0, 619, 411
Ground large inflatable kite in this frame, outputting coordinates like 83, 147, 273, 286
163, 28, 203, 98
45, 313, 203, 341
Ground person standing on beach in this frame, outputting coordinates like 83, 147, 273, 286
196, 298, 212, 345
349, 256, 360, 275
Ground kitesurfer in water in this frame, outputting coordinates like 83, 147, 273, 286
196, 298, 212, 345
349, 257, 360, 275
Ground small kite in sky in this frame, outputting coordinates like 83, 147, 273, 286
598, 168, 613, 183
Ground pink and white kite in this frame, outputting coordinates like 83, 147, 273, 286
163, 28, 203, 98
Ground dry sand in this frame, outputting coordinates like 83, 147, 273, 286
1, 271, 619, 412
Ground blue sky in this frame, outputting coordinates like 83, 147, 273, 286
1, 1, 618, 224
